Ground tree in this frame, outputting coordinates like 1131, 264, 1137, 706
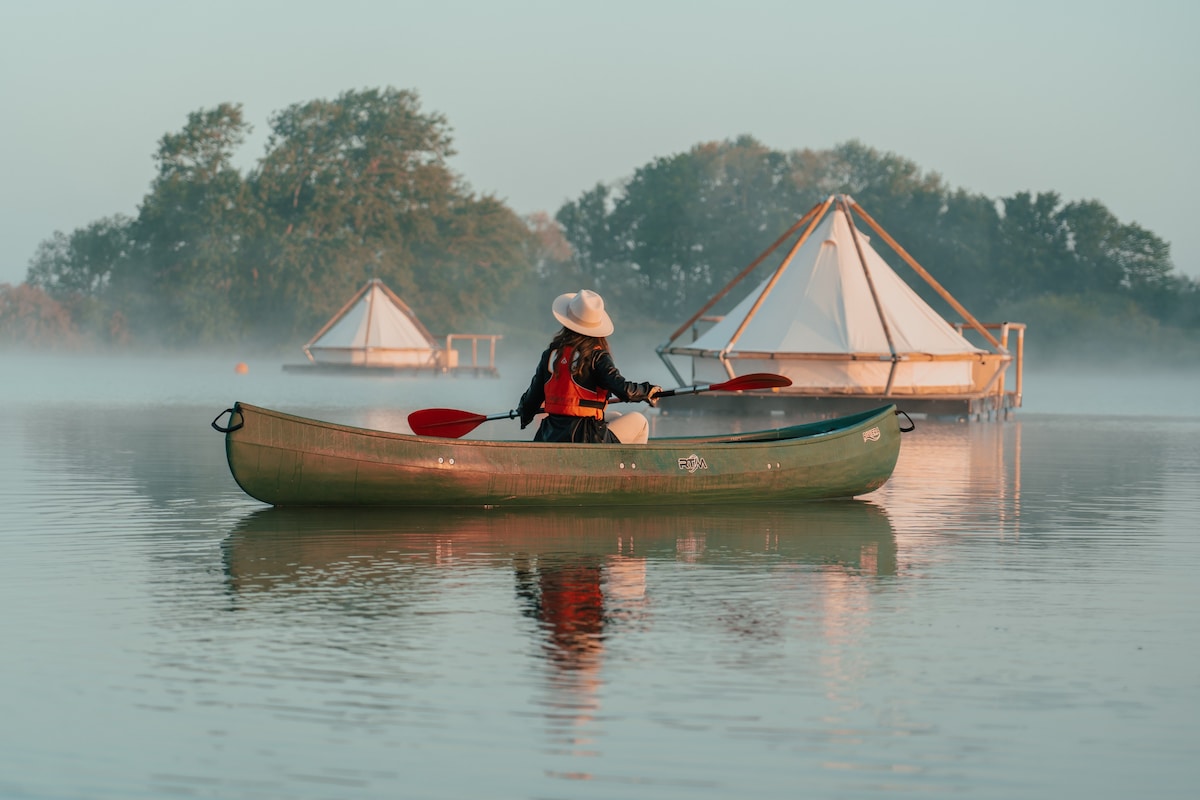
407, 194, 536, 326
554, 138, 958, 319
554, 137, 820, 318
982, 191, 1070, 304
895, 189, 1003, 315
555, 183, 618, 289
250, 87, 532, 337
505, 212, 582, 327
24, 215, 134, 342
0, 283, 81, 348
26, 215, 133, 298
1059, 200, 1174, 301
126, 103, 253, 344
800, 140, 945, 207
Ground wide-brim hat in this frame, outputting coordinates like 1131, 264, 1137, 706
552, 289, 614, 337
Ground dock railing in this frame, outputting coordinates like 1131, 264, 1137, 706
442, 334, 502, 376
956, 321, 1025, 411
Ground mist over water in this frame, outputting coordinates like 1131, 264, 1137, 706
2, 350, 1197, 799
3, 345, 1193, 421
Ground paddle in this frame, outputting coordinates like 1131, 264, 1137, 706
407, 372, 792, 439
652, 372, 792, 398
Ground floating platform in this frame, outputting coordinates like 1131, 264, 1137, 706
282, 362, 499, 378
659, 389, 1018, 423
284, 332, 503, 378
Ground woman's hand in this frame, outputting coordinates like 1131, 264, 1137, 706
647, 386, 662, 407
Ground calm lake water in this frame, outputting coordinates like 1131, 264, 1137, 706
1, 352, 1198, 799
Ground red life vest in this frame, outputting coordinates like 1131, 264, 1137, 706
543, 346, 607, 419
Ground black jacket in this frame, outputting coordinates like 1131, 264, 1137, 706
517, 347, 656, 443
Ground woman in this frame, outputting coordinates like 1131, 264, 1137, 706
517, 289, 661, 443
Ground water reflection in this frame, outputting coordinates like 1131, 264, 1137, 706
222, 504, 897, 595
514, 550, 615, 757
223, 503, 897, 770
875, 415, 1188, 549
879, 419, 1024, 538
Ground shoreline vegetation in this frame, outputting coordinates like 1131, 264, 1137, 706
2, 87, 1196, 367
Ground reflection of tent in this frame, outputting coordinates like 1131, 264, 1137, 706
303, 279, 442, 368
658, 195, 1025, 419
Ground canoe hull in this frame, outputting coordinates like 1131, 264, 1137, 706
221, 402, 901, 507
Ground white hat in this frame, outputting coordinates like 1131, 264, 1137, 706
552, 289, 614, 337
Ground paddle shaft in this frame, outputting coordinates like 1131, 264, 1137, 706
655, 372, 792, 398
656, 382, 721, 398
407, 372, 791, 438
421, 409, 516, 431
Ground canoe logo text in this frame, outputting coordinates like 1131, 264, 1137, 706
862, 427, 881, 442
678, 454, 708, 473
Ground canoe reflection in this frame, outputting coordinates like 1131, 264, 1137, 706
223, 503, 896, 759
223, 502, 896, 594
223, 503, 895, 658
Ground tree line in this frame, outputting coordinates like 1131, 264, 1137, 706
2, 88, 1197, 359
7, 88, 534, 349
549, 137, 1197, 356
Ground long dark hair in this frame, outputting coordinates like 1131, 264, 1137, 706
549, 327, 610, 380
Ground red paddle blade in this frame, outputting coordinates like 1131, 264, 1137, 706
407, 408, 488, 439
708, 372, 792, 392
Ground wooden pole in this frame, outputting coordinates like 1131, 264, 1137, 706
1015, 324, 1025, 405
722, 195, 835, 355
378, 279, 439, 346
703, 350, 993, 363
840, 195, 899, 394
363, 279, 377, 357
660, 199, 827, 347
302, 279, 374, 353
848, 200, 1005, 352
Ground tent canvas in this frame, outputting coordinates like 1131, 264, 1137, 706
660, 195, 1014, 398
304, 279, 441, 368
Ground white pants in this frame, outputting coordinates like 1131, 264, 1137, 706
607, 411, 649, 444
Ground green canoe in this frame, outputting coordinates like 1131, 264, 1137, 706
214, 401, 904, 507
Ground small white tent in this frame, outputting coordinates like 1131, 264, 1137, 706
659, 195, 1022, 406
304, 279, 441, 368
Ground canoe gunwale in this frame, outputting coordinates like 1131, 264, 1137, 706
221, 401, 902, 507
229, 401, 896, 450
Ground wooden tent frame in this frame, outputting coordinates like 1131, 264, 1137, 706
303, 278, 441, 366
656, 194, 1025, 419
289, 278, 504, 376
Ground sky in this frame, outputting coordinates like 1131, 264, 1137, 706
2, 0, 1198, 288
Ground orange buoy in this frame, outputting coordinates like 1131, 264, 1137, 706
235, 362, 249, 374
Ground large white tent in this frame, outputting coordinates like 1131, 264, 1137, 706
304, 279, 441, 368
659, 195, 1021, 404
